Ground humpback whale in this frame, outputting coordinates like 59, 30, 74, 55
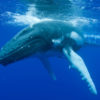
0, 20, 97, 95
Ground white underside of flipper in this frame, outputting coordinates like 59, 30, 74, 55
63, 47, 97, 95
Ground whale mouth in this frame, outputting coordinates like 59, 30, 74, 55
0, 43, 30, 65
0, 37, 39, 65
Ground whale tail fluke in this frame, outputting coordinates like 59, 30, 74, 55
63, 46, 97, 95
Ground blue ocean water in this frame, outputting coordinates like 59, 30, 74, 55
0, 0, 100, 100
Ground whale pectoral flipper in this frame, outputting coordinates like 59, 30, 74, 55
63, 47, 97, 95
40, 57, 56, 80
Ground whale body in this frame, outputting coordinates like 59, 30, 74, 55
0, 20, 97, 95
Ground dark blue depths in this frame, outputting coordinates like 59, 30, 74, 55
0, 0, 100, 100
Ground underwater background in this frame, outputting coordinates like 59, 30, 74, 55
0, 0, 100, 100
